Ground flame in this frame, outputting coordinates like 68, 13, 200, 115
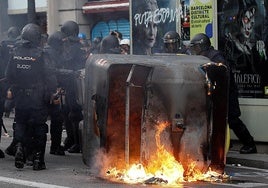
105, 122, 227, 185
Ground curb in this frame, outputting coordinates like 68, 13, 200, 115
226, 151, 268, 169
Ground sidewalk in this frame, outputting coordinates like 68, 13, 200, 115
226, 141, 268, 169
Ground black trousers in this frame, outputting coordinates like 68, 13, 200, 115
49, 104, 64, 150
15, 108, 48, 160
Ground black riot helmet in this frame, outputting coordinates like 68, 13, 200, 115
189, 33, 211, 55
163, 31, 181, 53
7, 26, 20, 39
21, 23, 41, 46
61, 20, 79, 37
99, 35, 121, 54
47, 31, 65, 51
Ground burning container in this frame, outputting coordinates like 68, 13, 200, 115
81, 54, 229, 176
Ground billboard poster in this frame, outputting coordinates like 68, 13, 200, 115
131, 0, 216, 55
179, 0, 214, 43
218, 0, 268, 98
131, 0, 179, 55
189, 0, 213, 39
180, 0, 190, 41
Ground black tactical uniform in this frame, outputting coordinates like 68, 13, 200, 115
44, 31, 66, 155
162, 31, 188, 54
5, 23, 57, 170
189, 33, 257, 154
90, 37, 102, 54
0, 27, 20, 77
99, 34, 121, 54
0, 26, 20, 158
60, 21, 87, 153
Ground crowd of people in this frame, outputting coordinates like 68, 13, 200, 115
0, 21, 86, 170
0, 18, 257, 171
0, 21, 132, 170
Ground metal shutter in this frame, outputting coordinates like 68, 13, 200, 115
91, 19, 130, 40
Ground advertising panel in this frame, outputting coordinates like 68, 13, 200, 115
189, 0, 213, 39
131, 0, 179, 55
131, 0, 215, 55
218, 0, 268, 98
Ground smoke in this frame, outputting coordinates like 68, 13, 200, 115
90, 148, 110, 176
143, 91, 173, 159
179, 97, 208, 171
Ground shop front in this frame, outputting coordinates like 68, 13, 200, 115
82, 0, 130, 40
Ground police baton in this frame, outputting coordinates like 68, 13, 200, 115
0, 77, 6, 83
2, 124, 9, 137
0, 77, 10, 137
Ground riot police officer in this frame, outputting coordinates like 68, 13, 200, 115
189, 33, 257, 154
0, 26, 20, 77
90, 37, 102, 54
44, 31, 66, 156
5, 23, 57, 170
163, 31, 189, 54
60, 20, 87, 153
99, 34, 121, 54
0, 26, 20, 158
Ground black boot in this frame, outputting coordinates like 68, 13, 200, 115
33, 152, 46, 170
5, 139, 17, 156
67, 144, 81, 153
63, 137, 73, 151
230, 118, 257, 154
50, 146, 65, 156
67, 121, 81, 153
240, 144, 257, 154
15, 143, 25, 169
0, 149, 5, 158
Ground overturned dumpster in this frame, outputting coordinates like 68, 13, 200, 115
81, 54, 229, 181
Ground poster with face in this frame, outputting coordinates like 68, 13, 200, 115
218, 0, 268, 98
131, 0, 178, 55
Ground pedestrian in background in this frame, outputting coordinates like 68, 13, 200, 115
110, 30, 122, 43
78, 32, 91, 58
120, 39, 130, 54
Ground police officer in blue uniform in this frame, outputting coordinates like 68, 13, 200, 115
5, 23, 57, 170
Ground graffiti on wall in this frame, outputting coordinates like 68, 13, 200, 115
131, 0, 178, 55
133, 7, 181, 27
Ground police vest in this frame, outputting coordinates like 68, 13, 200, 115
12, 47, 45, 87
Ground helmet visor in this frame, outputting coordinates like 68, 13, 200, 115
164, 43, 177, 53
189, 44, 201, 55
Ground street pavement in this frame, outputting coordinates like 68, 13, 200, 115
227, 142, 268, 170
1, 112, 268, 188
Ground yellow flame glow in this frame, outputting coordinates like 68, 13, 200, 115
105, 122, 226, 185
